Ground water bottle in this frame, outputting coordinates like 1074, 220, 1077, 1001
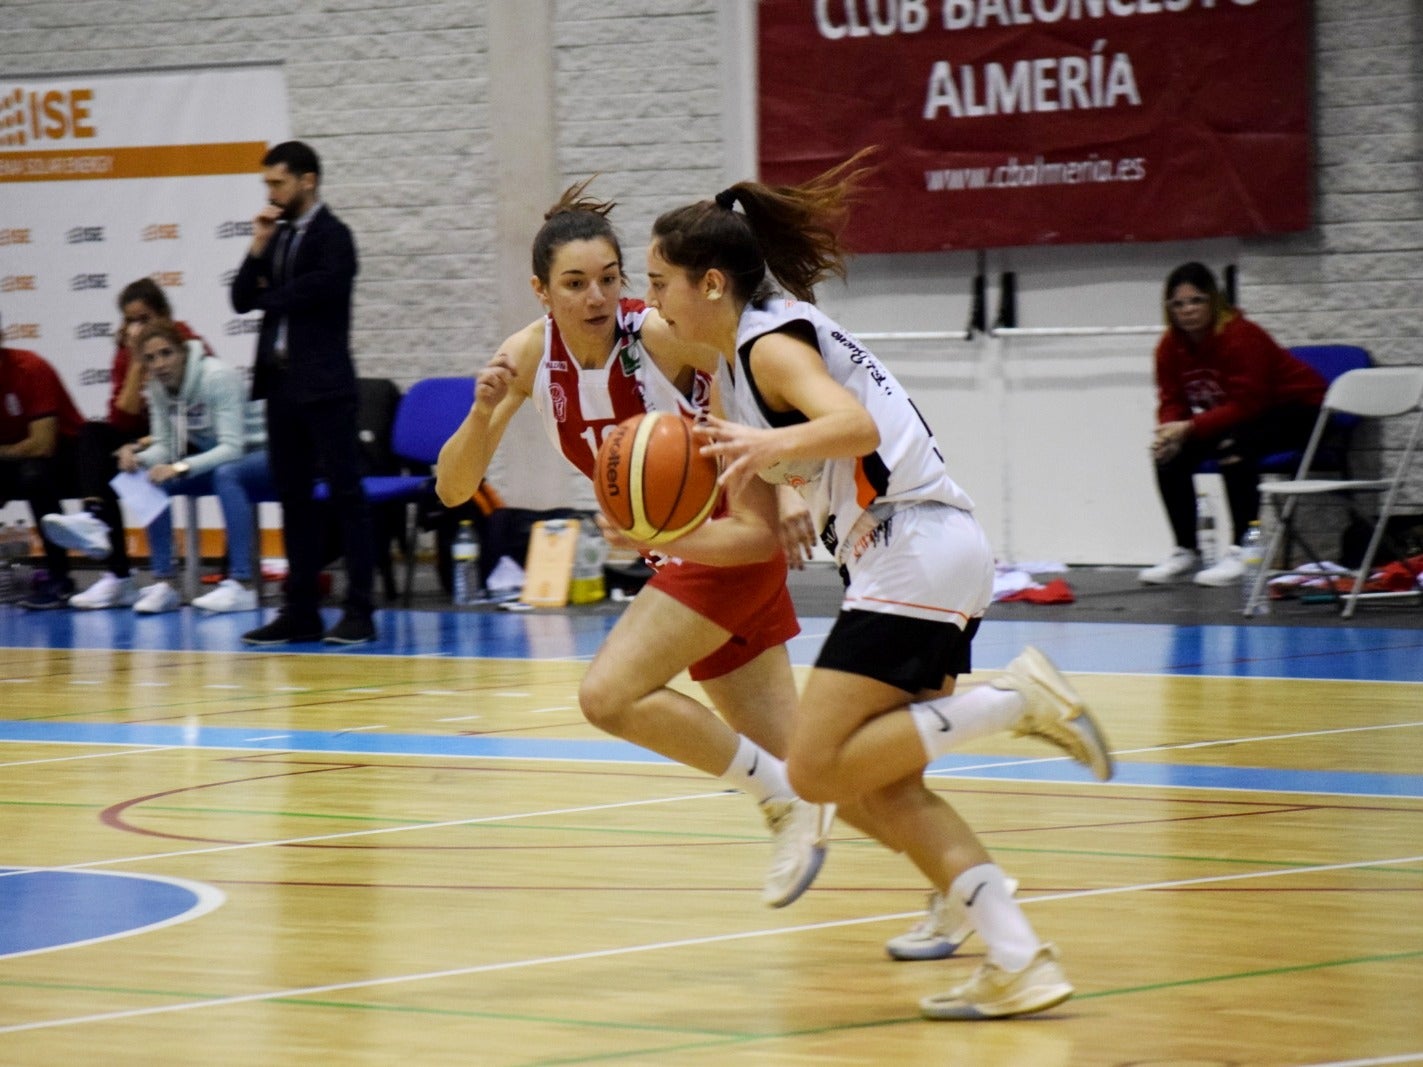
0, 523, 31, 603
1195, 489, 1217, 567
1240, 520, 1269, 617
569, 518, 608, 605
451, 520, 481, 606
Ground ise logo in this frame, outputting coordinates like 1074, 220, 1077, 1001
0, 86, 97, 148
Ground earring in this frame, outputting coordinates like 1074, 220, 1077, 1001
708, 290, 721, 301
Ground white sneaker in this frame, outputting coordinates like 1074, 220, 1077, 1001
41, 511, 112, 559
133, 581, 181, 614
992, 646, 1115, 782
920, 943, 1074, 1020
69, 572, 139, 610
1138, 547, 1199, 584
885, 878, 1020, 961
760, 797, 834, 908
192, 579, 258, 613
1194, 545, 1246, 586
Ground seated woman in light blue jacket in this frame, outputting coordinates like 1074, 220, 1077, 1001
46, 319, 268, 614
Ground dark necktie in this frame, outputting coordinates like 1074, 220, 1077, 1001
273, 225, 295, 283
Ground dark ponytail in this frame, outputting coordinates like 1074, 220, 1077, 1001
651, 147, 877, 304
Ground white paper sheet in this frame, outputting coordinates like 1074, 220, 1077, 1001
110, 471, 171, 529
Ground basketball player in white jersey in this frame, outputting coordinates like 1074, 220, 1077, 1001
638, 153, 1116, 1020
435, 182, 835, 908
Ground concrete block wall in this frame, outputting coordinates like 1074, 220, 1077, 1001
1244, 1, 1423, 511
7, 0, 495, 385
551, 2, 722, 265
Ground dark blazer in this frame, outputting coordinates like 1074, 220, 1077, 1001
230, 203, 359, 404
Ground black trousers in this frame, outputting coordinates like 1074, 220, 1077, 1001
265, 389, 374, 619
0, 437, 80, 581
74, 420, 142, 577
1155, 404, 1321, 550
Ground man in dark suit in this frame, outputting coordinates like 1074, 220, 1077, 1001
231, 140, 376, 645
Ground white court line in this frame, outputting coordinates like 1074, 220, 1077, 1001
335, 725, 387, 733
436, 715, 481, 723
1, 851, 1417, 1035
0, 746, 178, 769
243, 735, 290, 743
0, 791, 736, 879
921, 718, 1423, 782
1, 678, 34, 684
1111, 718, 1423, 756
1302, 1056, 1423, 1067
530, 705, 577, 714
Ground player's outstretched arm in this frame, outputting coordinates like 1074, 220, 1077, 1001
435, 325, 540, 507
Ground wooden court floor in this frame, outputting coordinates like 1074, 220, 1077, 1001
1, 624, 1421, 1066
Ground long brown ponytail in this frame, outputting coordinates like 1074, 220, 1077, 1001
651, 147, 877, 304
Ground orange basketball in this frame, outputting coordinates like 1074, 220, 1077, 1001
594, 412, 720, 545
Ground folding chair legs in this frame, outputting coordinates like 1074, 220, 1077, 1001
1244, 501, 1289, 617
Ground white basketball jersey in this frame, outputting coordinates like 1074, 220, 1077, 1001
722, 298, 975, 562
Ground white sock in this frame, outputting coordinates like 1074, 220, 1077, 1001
910, 685, 1025, 762
950, 863, 1039, 971
719, 735, 792, 804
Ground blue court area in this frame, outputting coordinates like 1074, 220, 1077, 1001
0, 869, 223, 960
1, 604, 1420, 801
3, 604, 1422, 681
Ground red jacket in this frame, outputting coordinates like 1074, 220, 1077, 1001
1154, 313, 1325, 441
0, 347, 85, 445
107, 319, 214, 435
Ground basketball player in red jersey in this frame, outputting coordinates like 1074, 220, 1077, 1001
435, 181, 834, 907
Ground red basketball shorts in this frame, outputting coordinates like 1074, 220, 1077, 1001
648, 554, 800, 682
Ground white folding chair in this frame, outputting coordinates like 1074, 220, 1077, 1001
1246, 365, 1423, 618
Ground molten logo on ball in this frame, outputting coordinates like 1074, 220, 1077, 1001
594, 412, 719, 546
600, 431, 623, 499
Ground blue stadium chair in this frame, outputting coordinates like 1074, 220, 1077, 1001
1197, 344, 1372, 477
352, 376, 474, 603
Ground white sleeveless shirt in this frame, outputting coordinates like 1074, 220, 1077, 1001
720, 297, 975, 563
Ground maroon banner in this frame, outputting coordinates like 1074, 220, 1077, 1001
758, 1, 1311, 252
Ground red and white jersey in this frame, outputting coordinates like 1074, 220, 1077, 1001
724, 297, 975, 564
531, 298, 710, 479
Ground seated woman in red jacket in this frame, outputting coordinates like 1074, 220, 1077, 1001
1141, 262, 1326, 587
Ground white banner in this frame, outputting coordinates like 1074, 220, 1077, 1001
0, 64, 291, 419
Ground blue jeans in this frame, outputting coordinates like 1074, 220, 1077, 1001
147, 451, 269, 582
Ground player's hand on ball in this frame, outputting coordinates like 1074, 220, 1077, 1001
592, 511, 642, 553
696, 415, 778, 497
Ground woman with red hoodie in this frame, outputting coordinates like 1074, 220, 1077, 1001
1140, 262, 1325, 586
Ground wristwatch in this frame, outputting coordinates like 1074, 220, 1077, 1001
173, 461, 191, 476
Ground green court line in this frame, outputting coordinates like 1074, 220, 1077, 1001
988, 843, 1423, 877
4, 946, 1419, 1053
271, 998, 747, 1038
1074, 946, 1423, 1000
3, 794, 1422, 872
4, 793, 1420, 875
0, 978, 226, 1000
13, 676, 489, 723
